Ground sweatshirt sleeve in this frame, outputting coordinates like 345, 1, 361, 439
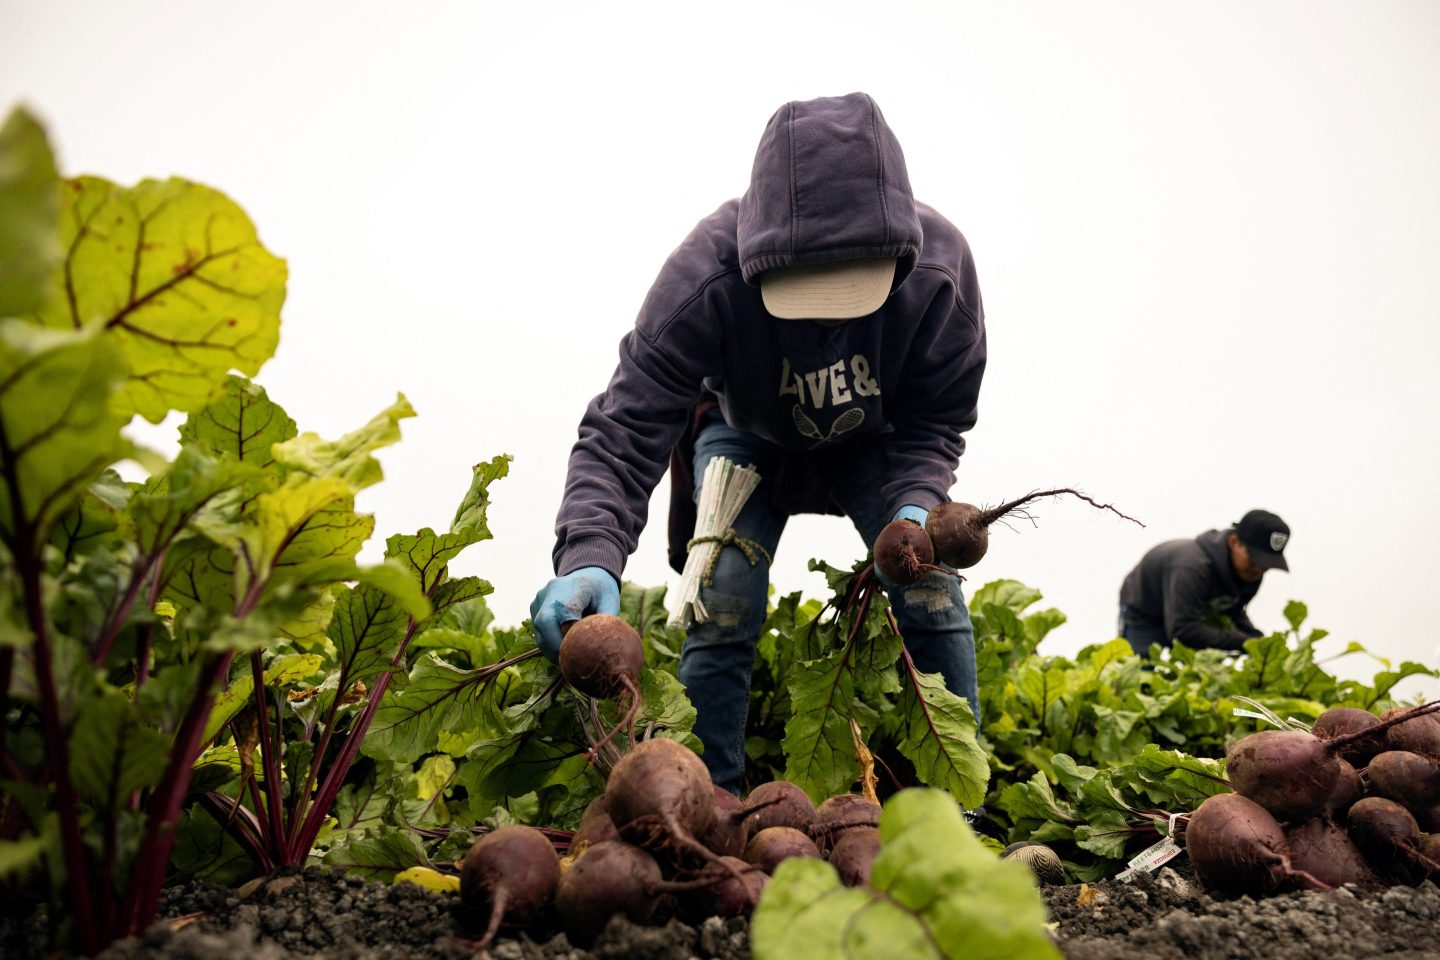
879, 277, 986, 516
1163, 565, 1251, 651
551, 272, 726, 580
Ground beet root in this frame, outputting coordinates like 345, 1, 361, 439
1183, 793, 1329, 895
742, 826, 820, 875
699, 785, 748, 859
554, 841, 662, 948
1284, 818, 1380, 889
924, 502, 989, 569
1347, 796, 1431, 884
1366, 750, 1440, 812
873, 518, 936, 585
1383, 711, 1440, 760
460, 825, 561, 948
1312, 707, 1385, 765
670, 857, 769, 921
1226, 730, 1340, 822
743, 781, 817, 836
828, 826, 881, 886
1326, 759, 1365, 822
559, 614, 644, 700
604, 737, 717, 872
811, 794, 882, 853
925, 490, 1142, 570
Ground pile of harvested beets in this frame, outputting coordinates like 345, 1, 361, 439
1184, 701, 1440, 895
457, 613, 881, 952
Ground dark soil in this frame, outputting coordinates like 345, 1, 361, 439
5, 856, 1440, 958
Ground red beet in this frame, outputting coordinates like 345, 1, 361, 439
743, 781, 817, 835
1312, 707, 1385, 766
1347, 796, 1432, 884
554, 841, 662, 948
1326, 759, 1364, 821
559, 614, 644, 700
827, 826, 880, 887
699, 785, 748, 858
1366, 751, 1440, 812
924, 490, 1141, 570
873, 518, 935, 585
604, 738, 717, 870
460, 825, 561, 949
742, 826, 820, 875
671, 857, 769, 921
1384, 711, 1440, 759
1183, 793, 1328, 896
811, 794, 882, 853
1284, 818, 1379, 889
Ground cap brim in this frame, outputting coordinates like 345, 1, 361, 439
1252, 550, 1289, 572
761, 258, 896, 320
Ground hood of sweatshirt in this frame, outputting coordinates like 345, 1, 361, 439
736, 93, 923, 291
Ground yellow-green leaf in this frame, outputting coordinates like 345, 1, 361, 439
33, 176, 285, 422
0, 107, 61, 317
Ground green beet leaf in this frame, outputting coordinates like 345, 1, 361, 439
0, 107, 61, 317
272, 393, 415, 492
31, 176, 285, 422
0, 322, 131, 550
752, 788, 1061, 960
321, 826, 430, 881
896, 667, 988, 808
178, 375, 297, 466
68, 691, 169, 809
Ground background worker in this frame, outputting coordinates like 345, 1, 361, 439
1118, 509, 1291, 654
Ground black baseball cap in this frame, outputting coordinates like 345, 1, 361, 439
1234, 509, 1290, 572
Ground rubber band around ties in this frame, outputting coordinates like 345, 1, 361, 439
686, 528, 773, 588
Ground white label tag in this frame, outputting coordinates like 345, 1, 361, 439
1115, 837, 1183, 883
1231, 708, 1287, 729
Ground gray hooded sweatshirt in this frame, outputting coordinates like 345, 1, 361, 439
552, 93, 987, 579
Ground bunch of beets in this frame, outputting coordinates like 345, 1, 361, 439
1184, 702, 1440, 895
456, 614, 885, 951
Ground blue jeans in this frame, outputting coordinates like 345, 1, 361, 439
678, 419, 979, 793
1119, 605, 1168, 656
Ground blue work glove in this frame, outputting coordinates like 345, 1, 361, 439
529, 566, 621, 663
891, 504, 930, 527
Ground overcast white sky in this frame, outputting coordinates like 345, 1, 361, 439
4, 1, 1438, 696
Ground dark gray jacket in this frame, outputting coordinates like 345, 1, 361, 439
551, 93, 986, 579
1119, 529, 1263, 651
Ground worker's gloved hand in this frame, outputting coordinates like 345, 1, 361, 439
529, 566, 621, 662
890, 504, 930, 527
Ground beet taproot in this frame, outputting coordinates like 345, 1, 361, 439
559, 614, 644, 700
553, 841, 662, 948
873, 518, 935, 586
742, 826, 820, 875
1366, 750, 1440, 812
699, 785, 748, 858
811, 794, 882, 853
1183, 793, 1328, 895
1312, 707, 1385, 765
924, 490, 1141, 570
603, 737, 718, 872
460, 825, 561, 949
669, 856, 769, 921
1326, 758, 1365, 821
743, 781, 816, 835
1347, 796, 1433, 884
1284, 817, 1380, 889
1383, 710, 1440, 759
828, 826, 881, 886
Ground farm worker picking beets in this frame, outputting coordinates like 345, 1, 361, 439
1118, 508, 1291, 655
530, 92, 986, 793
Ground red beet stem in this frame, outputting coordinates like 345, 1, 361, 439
976, 487, 1143, 528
